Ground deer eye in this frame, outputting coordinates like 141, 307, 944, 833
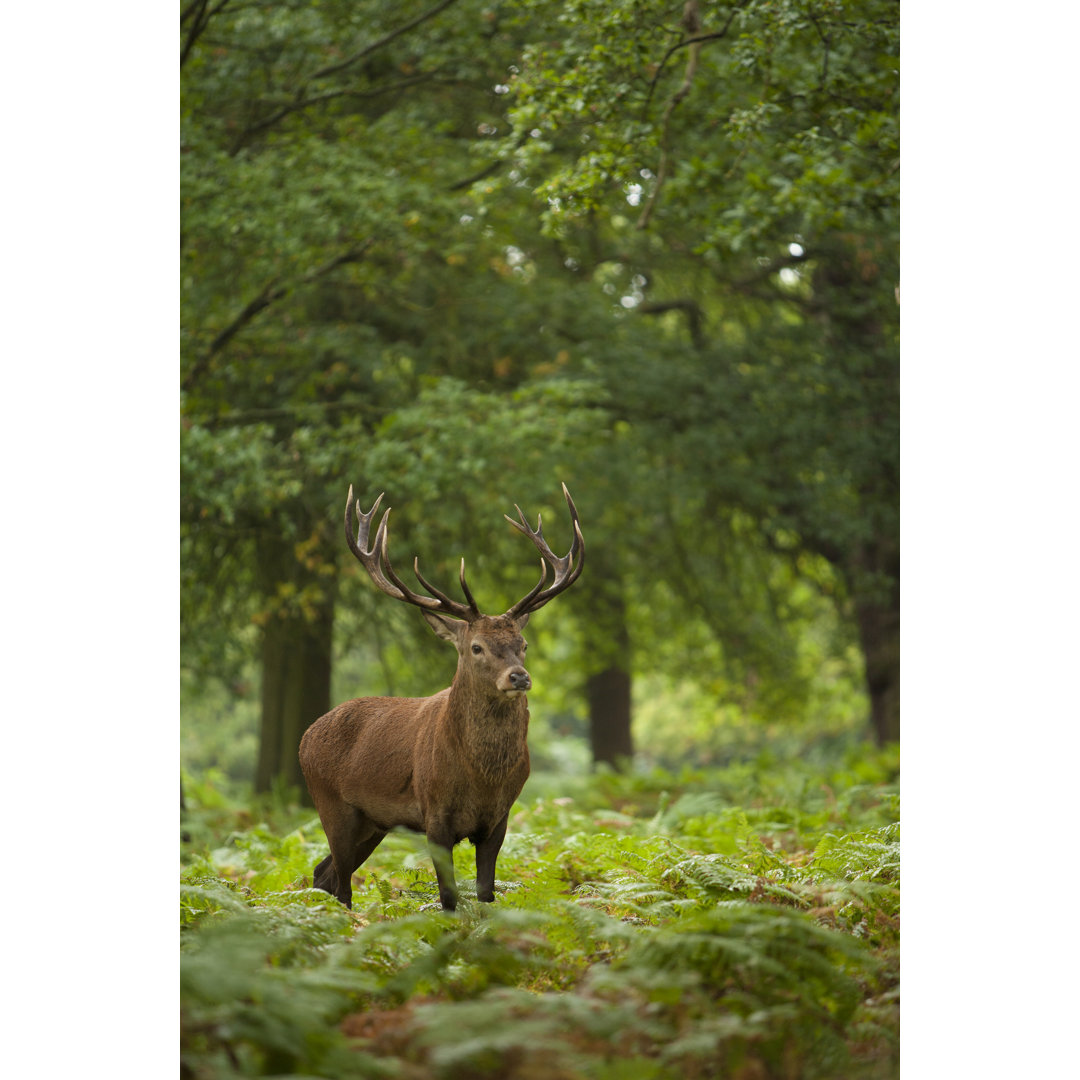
471, 643, 483, 655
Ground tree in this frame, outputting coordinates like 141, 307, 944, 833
180, 0, 646, 784
180, 0, 561, 790
181, 0, 899, 800
488, 0, 900, 741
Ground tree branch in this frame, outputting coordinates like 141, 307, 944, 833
180, 0, 231, 68
446, 129, 533, 192
638, 3, 701, 230
308, 0, 462, 83
230, 73, 445, 152
637, 3, 745, 230
807, 11, 833, 90
637, 299, 705, 350
640, 3, 744, 118
202, 0, 462, 148
446, 159, 503, 191
187, 398, 381, 430
182, 240, 374, 392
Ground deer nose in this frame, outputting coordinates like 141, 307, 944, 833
509, 670, 531, 691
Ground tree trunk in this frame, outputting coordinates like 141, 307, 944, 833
582, 558, 633, 769
588, 664, 633, 768
253, 519, 337, 800
255, 600, 334, 797
814, 235, 900, 746
855, 596, 899, 745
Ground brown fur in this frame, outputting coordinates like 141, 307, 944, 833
299, 613, 532, 911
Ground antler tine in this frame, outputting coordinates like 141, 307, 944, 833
459, 557, 480, 615
504, 483, 585, 618
506, 557, 550, 616
344, 485, 478, 619
411, 555, 480, 620
345, 488, 407, 601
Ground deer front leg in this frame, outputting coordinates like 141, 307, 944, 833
474, 815, 509, 903
427, 825, 459, 911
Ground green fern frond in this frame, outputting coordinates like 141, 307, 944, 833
812, 823, 900, 884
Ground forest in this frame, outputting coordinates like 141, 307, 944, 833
181, 1, 899, 1076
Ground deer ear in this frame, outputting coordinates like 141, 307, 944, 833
513, 612, 530, 631
422, 609, 467, 644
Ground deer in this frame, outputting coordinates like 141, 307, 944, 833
299, 482, 585, 912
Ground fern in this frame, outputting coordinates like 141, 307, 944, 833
180, 742, 899, 1078
180, 906, 387, 1078
812, 823, 900, 884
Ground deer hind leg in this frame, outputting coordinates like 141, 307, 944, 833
335, 827, 386, 909
312, 853, 336, 893
311, 798, 385, 909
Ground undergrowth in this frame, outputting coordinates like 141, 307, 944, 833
181, 738, 899, 1079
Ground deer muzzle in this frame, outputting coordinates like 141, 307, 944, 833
499, 668, 532, 694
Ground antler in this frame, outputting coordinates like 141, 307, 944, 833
344, 486, 480, 621
345, 483, 584, 622
504, 483, 585, 618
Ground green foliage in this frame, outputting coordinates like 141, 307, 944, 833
181, 737, 898, 1078
180, 4, 899, 1064
506, 0, 898, 253
495, 0, 901, 743
181, 0, 899, 771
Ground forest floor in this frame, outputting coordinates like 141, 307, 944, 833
181, 733, 899, 1079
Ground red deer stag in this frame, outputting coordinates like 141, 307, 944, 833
299, 483, 584, 912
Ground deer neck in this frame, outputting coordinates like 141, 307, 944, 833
444, 673, 529, 783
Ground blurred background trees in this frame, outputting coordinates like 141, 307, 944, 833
180, 0, 899, 795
